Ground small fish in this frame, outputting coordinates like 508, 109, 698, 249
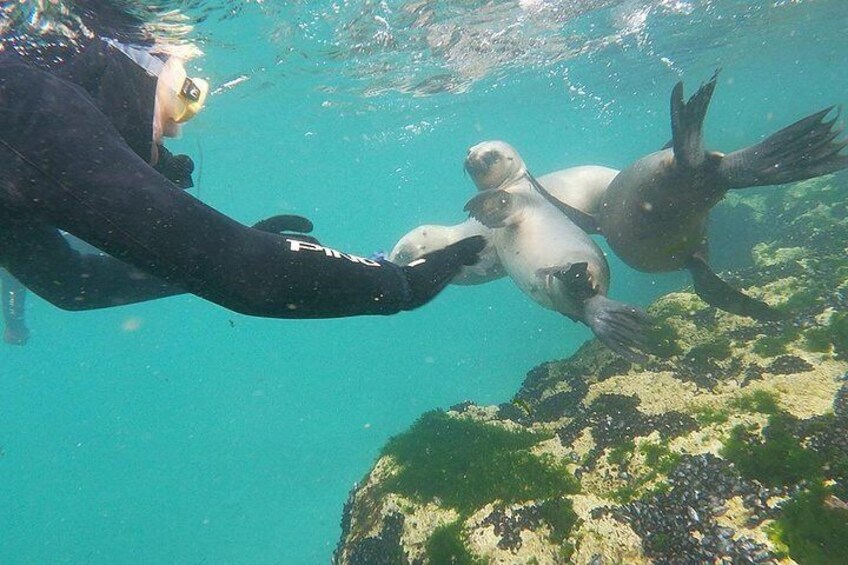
212, 74, 250, 95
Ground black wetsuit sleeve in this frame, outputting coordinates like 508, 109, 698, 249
0, 61, 412, 318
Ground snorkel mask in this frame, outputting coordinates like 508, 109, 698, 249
102, 38, 209, 161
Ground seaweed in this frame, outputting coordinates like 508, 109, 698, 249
769, 483, 848, 565
732, 390, 781, 415
425, 522, 483, 565
381, 411, 578, 516
721, 413, 820, 487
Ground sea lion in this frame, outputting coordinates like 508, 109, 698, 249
463, 141, 651, 361
389, 219, 504, 285
531, 71, 848, 320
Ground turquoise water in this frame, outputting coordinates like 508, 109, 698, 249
2, 1, 847, 563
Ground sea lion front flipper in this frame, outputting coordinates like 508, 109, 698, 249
582, 294, 652, 363
670, 69, 719, 170
464, 189, 522, 228
526, 173, 601, 234
547, 264, 651, 362
685, 256, 784, 321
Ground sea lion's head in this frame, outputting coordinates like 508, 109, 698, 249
388, 224, 456, 266
464, 141, 527, 191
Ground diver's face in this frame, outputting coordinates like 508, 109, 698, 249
464, 141, 524, 191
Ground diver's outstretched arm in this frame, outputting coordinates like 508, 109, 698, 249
0, 61, 480, 318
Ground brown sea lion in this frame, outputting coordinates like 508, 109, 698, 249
532, 71, 848, 320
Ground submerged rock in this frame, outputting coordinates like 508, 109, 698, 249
334, 175, 848, 565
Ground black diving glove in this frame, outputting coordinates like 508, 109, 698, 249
400, 235, 486, 310
155, 145, 195, 190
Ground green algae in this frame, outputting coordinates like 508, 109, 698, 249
537, 497, 579, 545
721, 414, 820, 488
640, 442, 681, 474
425, 522, 484, 565
769, 483, 848, 565
381, 411, 578, 516
803, 326, 834, 353
607, 439, 635, 467
752, 335, 792, 357
610, 441, 681, 503
646, 320, 683, 358
732, 390, 781, 415
801, 312, 848, 358
693, 406, 730, 425
687, 338, 732, 364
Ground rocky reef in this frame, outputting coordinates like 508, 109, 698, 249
334, 174, 848, 565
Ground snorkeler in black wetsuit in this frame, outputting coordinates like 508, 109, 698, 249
0, 39, 484, 320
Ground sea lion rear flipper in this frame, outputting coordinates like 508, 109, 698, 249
670, 69, 719, 170
464, 189, 521, 228
582, 294, 652, 363
526, 173, 601, 234
719, 106, 848, 188
685, 256, 784, 320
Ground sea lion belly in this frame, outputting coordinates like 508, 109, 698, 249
495, 191, 609, 315
599, 150, 710, 272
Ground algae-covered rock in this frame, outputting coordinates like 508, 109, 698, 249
334, 175, 848, 565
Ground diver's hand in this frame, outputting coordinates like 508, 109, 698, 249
401, 235, 486, 310
155, 145, 195, 189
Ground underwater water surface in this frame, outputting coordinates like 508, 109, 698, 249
1, 1, 847, 563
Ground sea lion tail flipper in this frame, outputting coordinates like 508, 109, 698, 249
582, 294, 652, 363
719, 106, 848, 188
685, 256, 784, 320
464, 189, 520, 228
527, 173, 601, 234
670, 70, 719, 170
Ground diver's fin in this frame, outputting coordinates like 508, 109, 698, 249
685, 255, 784, 320
670, 70, 719, 170
582, 294, 652, 363
719, 106, 848, 188
1, 271, 30, 346
252, 214, 314, 235
464, 189, 520, 228
527, 173, 601, 234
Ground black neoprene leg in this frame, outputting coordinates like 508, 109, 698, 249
0, 217, 184, 310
